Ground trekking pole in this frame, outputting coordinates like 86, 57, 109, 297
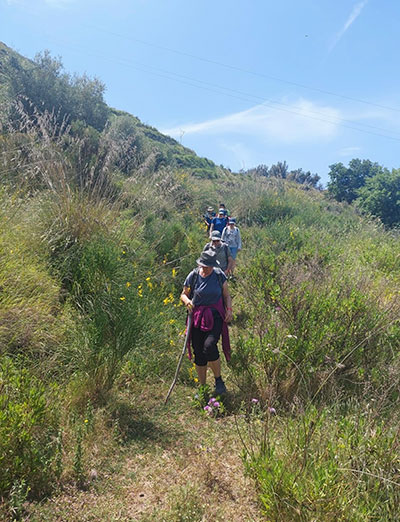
164, 312, 193, 404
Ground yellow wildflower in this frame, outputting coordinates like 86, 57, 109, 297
126, 282, 131, 288
169, 319, 176, 325
172, 268, 177, 278
120, 296, 126, 301
146, 276, 151, 282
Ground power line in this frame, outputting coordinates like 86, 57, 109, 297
85, 24, 400, 114
59, 43, 400, 143
3, 23, 400, 143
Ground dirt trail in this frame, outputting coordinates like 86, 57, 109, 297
26, 385, 262, 521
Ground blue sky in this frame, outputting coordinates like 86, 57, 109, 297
1, 0, 399, 184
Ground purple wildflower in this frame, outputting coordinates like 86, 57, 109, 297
268, 407, 277, 415
251, 398, 259, 404
204, 405, 212, 413
213, 401, 220, 408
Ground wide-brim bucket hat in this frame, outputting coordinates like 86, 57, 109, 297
196, 249, 220, 267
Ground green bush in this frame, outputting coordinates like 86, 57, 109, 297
0, 357, 60, 498
243, 404, 400, 521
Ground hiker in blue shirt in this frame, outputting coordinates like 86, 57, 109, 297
209, 208, 228, 236
180, 249, 232, 395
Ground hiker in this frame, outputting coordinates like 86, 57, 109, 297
209, 208, 228, 236
180, 249, 232, 395
204, 230, 233, 275
203, 206, 215, 233
221, 218, 242, 273
218, 203, 230, 217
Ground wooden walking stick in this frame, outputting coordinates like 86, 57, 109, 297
164, 312, 193, 404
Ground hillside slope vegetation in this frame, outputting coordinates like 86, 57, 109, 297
0, 43, 399, 521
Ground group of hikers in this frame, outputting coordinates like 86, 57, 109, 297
179, 203, 242, 397
202, 203, 242, 277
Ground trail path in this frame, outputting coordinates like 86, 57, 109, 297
26, 385, 262, 521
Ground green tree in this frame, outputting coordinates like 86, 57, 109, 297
327, 159, 383, 203
287, 168, 321, 188
356, 168, 400, 227
8, 51, 108, 131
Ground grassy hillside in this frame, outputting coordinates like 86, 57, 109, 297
0, 42, 399, 521
0, 41, 224, 179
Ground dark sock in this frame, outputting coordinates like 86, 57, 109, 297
215, 376, 223, 383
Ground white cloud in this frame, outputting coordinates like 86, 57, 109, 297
329, 1, 368, 52
162, 98, 341, 145
338, 146, 362, 157
44, 0, 76, 5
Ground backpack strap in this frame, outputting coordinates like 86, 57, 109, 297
214, 267, 226, 307
189, 267, 200, 300
189, 267, 225, 306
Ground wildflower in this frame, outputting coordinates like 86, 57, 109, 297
194, 378, 198, 383
120, 296, 126, 301
172, 268, 177, 278
84, 419, 89, 424
163, 292, 174, 305
146, 276, 151, 282
126, 282, 131, 288
169, 319, 176, 325
204, 405, 212, 413
268, 407, 277, 415
122, 250, 126, 254
275, 306, 281, 311
213, 401, 220, 408
251, 398, 259, 404
286, 334, 297, 339
169, 340, 175, 346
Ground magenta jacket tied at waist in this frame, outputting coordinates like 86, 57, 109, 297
186, 297, 231, 362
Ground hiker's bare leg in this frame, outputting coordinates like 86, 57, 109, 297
196, 364, 207, 385
208, 358, 221, 379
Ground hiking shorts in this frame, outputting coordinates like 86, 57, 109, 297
229, 246, 238, 259
191, 311, 222, 366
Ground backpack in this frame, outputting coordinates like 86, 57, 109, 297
205, 242, 230, 269
189, 267, 225, 303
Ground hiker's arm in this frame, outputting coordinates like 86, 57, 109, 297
180, 286, 194, 312
209, 222, 214, 236
237, 229, 242, 250
222, 282, 232, 322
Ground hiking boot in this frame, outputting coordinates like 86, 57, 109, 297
214, 379, 227, 395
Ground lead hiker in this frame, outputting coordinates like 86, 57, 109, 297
204, 230, 234, 275
203, 206, 215, 234
180, 249, 232, 395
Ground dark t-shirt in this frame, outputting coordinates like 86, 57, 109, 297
184, 268, 227, 306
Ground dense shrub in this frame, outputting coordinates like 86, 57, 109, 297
0, 358, 60, 498
242, 404, 400, 521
